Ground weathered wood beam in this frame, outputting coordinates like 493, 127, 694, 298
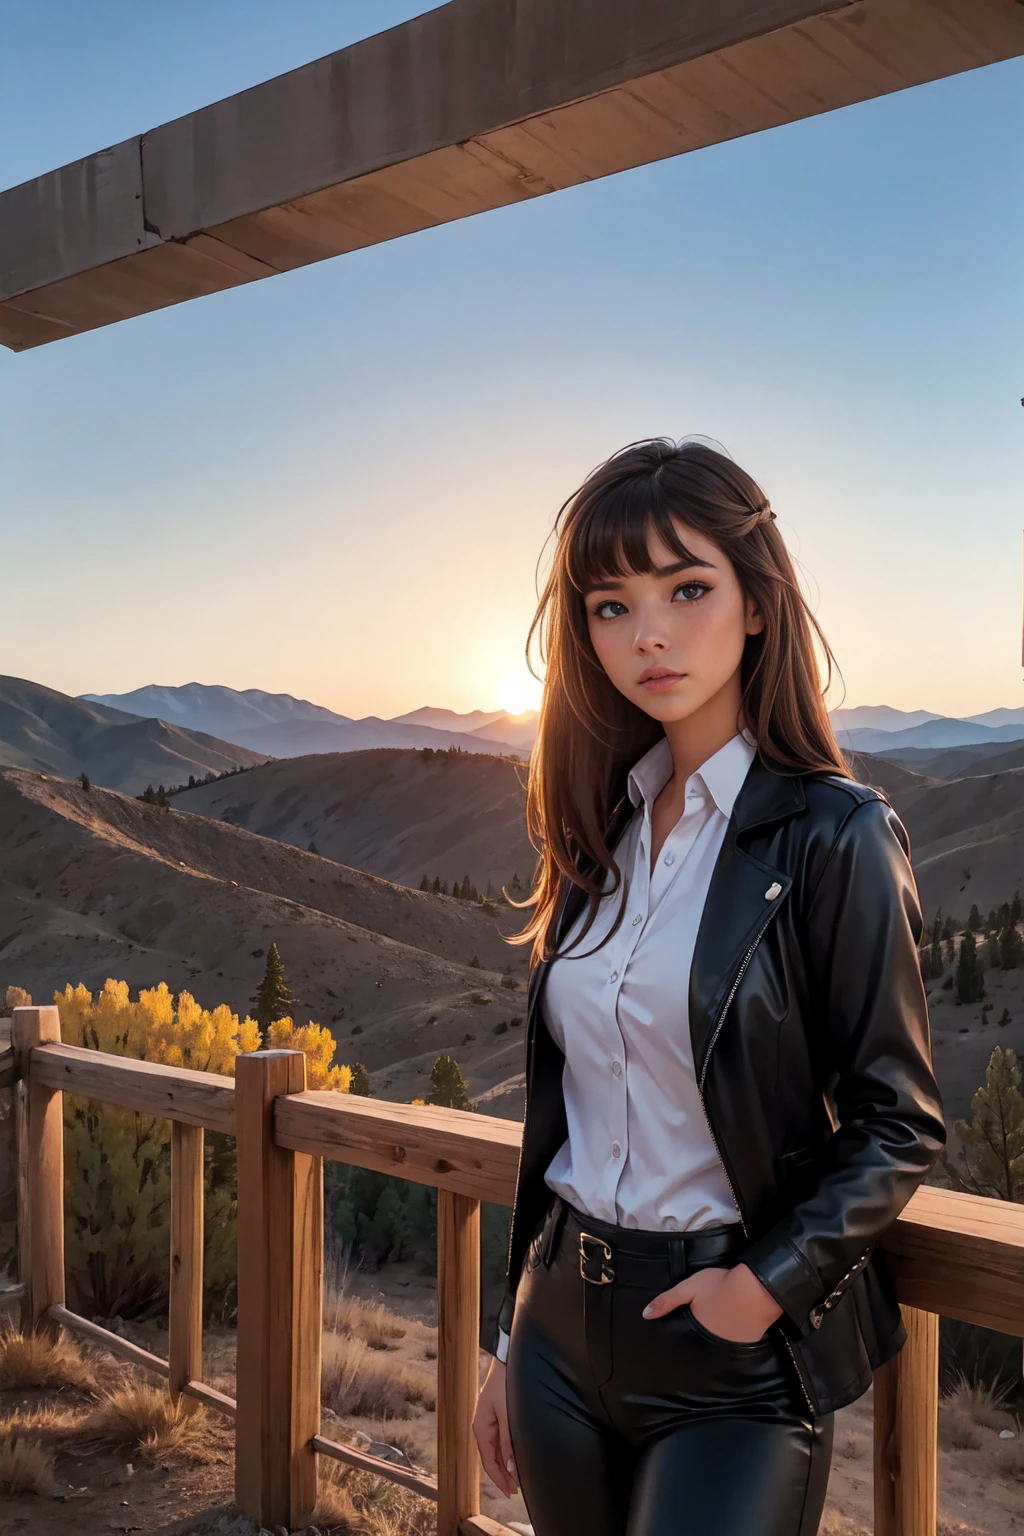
275, 1087, 523, 1205
30, 1041, 236, 1134
3, 0, 1023, 349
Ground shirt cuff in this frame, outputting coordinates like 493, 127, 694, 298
495, 1326, 510, 1364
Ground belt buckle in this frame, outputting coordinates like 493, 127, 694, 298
578, 1231, 615, 1285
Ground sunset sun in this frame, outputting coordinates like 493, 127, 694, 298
497, 667, 543, 716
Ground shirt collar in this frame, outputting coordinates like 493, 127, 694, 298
627, 726, 758, 819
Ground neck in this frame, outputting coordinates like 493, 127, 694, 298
660, 684, 746, 789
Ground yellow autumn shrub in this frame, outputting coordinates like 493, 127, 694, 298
266, 1017, 353, 1091
53, 979, 349, 1320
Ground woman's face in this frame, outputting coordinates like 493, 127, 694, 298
584, 520, 763, 727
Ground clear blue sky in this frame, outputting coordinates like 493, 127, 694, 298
2, 3, 1022, 720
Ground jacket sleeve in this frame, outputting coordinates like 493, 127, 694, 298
741, 795, 947, 1339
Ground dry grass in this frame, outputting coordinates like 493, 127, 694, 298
357, 1417, 433, 1470
0, 1402, 84, 1443
940, 1408, 984, 1452
324, 1290, 408, 1350
314, 1458, 436, 1536
322, 1333, 435, 1421
0, 1324, 96, 1391
83, 1382, 209, 1459
0, 1435, 55, 1496
995, 1435, 1024, 1483
943, 1373, 1015, 1432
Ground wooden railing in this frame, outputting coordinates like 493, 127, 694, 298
3, 1005, 1023, 1536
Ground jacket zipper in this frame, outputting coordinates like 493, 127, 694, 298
694, 901, 817, 1419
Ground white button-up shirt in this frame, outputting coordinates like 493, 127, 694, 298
495, 726, 758, 1362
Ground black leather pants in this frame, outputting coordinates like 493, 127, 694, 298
505, 1194, 834, 1536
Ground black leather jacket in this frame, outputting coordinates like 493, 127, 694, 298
491, 752, 946, 1416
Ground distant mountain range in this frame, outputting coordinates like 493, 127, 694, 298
830, 704, 1024, 752
84, 684, 532, 760
82, 684, 1024, 761
0, 676, 266, 794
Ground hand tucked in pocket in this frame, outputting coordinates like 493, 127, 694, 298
641, 1262, 783, 1343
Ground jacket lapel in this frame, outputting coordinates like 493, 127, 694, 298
688, 753, 806, 1085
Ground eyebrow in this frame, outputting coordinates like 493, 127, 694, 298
586, 557, 717, 593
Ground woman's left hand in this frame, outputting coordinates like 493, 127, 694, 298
641, 1262, 783, 1343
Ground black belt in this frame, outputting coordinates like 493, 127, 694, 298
539, 1193, 748, 1287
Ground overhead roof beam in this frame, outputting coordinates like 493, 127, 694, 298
3, 0, 1023, 350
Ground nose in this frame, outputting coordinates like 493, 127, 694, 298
632, 605, 670, 655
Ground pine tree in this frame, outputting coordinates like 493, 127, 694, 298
307, 841, 319, 854
432, 875, 442, 894
349, 1062, 372, 1096
79, 771, 91, 791
420, 875, 430, 891
427, 1052, 474, 1111
1000, 922, 1022, 971
968, 904, 982, 933
948, 1046, 1024, 1203
955, 931, 984, 1004
1013, 890, 1022, 926
250, 942, 294, 1036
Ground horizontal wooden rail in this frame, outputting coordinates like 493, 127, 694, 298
51, 1304, 170, 1377
183, 1380, 237, 1421
275, 1090, 522, 1205
30, 1042, 235, 1134
27, 1037, 1024, 1336
880, 1186, 1024, 1336
50, 1306, 237, 1421
313, 1433, 439, 1500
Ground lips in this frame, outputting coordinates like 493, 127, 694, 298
639, 667, 686, 691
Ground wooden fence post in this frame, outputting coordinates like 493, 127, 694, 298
12, 1006, 64, 1339
874, 1304, 939, 1536
169, 1122, 204, 1408
437, 1190, 481, 1536
235, 1050, 322, 1529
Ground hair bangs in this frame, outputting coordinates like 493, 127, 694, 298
565, 472, 707, 594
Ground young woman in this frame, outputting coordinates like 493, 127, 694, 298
472, 438, 946, 1536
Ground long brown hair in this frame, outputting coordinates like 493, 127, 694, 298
512, 437, 853, 966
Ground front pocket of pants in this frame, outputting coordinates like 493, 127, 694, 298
682, 1304, 774, 1354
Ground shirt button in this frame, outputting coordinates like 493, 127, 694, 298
611, 1060, 622, 1076
662, 1215, 677, 1231
609, 971, 618, 983
611, 1142, 621, 1158
632, 914, 642, 926
664, 852, 675, 866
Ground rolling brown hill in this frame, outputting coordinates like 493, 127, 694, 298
172, 747, 537, 893
842, 750, 940, 798
0, 675, 266, 793
0, 769, 530, 1107
884, 765, 1024, 920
